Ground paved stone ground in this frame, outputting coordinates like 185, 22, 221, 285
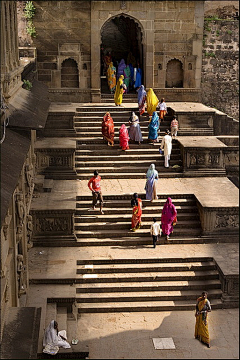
76, 309, 239, 359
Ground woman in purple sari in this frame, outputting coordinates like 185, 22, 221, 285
145, 164, 158, 201
137, 85, 147, 115
117, 59, 126, 80
161, 197, 177, 241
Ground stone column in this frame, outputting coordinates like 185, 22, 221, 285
90, 7, 101, 102
145, 17, 154, 89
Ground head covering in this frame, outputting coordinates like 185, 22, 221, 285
137, 85, 147, 105
148, 111, 159, 140
114, 75, 124, 105
146, 163, 158, 179
117, 59, 126, 79
161, 197, 177, 236
147, 88, 159, 116
43, 320, 58, 347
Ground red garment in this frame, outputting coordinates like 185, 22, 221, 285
131, 198, 142, 230
119, 124, 129, 150
102, 112, 115, 145
88, 175, 101, 192
161, 197, 177, 235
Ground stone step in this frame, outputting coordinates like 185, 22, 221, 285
75, 228, 201, 238
76, 142, 180, 150
75, 154, 180, 162
75, 213, 199, 222
77, 256, 213, 265
74, 220, 200, 231
77, 298, 224, 313
75, 158, 182, 167
76, 269, 219, 282
76, 261, 216, 274
75, 165, 182, 173
75, 289, 222, 302
76, 172, 184, 179
76, 194, 195, 201
76, 279, 221, 293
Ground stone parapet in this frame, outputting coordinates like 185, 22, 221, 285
35, 138, 77, 179
30, 209, 76, 242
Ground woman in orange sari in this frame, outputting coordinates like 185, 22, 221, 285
195, 291, 211, 348
102, 112, 114, 146
130, 193, 142, 231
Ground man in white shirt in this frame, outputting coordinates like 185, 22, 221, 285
150, 217, 162, 248
160, 129, 172, 168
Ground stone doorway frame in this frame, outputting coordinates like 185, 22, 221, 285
90, 8, 154, 102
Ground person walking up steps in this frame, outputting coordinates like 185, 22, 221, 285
160, 129, 172, 168
158, 98, 167, 122
161, 197, 177, 241
114, 74, 125, 106
150, 217, 161, 248
88, 170, 104, 214
170, 115, 179, 140
145, 163, 158, 201
130, 193, 142, 231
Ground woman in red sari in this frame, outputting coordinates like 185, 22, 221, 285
102, 112, 114, 146
161, 197, 177, 241
130, 193, 142, 231
119, 124, 129, 150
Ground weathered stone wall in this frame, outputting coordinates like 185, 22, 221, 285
201, 19, 239, 119
29, 1, 91, 91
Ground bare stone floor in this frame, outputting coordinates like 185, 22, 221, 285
29, 175, 239, 358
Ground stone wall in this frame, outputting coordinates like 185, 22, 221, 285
30, 1, 91, 91
201, 19, 239, 119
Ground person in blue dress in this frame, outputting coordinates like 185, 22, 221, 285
148, 111, 160, 143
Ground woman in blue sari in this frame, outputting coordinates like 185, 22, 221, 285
148, 111, 159, 143
145, 164, 159, 201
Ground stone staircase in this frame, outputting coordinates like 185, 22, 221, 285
74, 106, 183, 179
75, 257, 223, 313
41, 257, 223, 313
75, 194, 203, 246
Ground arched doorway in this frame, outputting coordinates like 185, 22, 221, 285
100, 15, 143, 93
165, 59, 183, 88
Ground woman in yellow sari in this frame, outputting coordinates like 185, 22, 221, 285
107, 62, 116, 94
195, 291, 211, 348
114, 75, 125, 106
146, 88, 159, 117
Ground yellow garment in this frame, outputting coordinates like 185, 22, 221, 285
146, 88, 159, 116
114, 75, 124, 105
194, 298, 210, 345
107, 62, 116, 92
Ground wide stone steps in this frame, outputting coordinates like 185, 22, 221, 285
76, 260, 216, 273
76, 298, 223, 313
72, 257, 223, 312
74, 194, 201, 242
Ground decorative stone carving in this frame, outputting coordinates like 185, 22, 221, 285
190, 153, 197, 165
2, 210, 12, 241
25, 163, 34, 188
26, 214, 33, 250
16, 193, 25, 226
17, 254, 26, 295
16, 225, 23, 244
35, 217, 69, 233
120, 1, 126, 10
215, 214, 239, 228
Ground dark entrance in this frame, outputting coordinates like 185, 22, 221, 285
100, 15, 143, 93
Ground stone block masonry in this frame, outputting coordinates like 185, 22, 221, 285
201, 19, 239, 119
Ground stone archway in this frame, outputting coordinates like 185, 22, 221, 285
100, 14, 144, 93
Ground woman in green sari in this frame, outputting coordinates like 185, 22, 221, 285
123, 65, 131, 93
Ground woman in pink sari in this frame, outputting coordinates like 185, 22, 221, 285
119, 124, 130, 150
161, 197, 177, 241
130, 193, 142, 231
